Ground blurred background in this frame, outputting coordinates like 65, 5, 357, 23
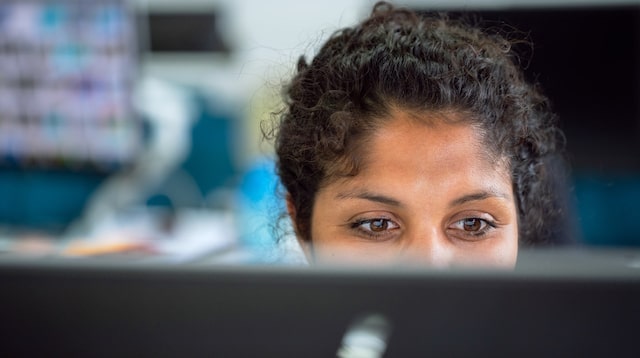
0, 0, 637, 263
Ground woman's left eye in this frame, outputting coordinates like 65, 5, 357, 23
350, 218, 400, 239
450, 218, 495, 236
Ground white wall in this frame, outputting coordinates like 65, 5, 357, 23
138, 0, 374, 101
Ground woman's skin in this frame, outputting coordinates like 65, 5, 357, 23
296, 109, 519, 268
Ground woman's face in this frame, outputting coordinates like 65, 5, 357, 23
302, 110, 519, 268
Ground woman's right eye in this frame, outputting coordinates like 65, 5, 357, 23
350, 218, 400, 239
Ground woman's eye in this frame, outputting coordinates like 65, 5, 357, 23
351, 218, 399, 236
450, 218, 495, 236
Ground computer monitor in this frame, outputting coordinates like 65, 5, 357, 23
0, 249, 638, 357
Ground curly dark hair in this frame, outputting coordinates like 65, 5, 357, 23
266, 2, 565, 246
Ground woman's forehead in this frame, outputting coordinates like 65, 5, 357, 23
369, 109, 503, 164
325, 111, 512, 193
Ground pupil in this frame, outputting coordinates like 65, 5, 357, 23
463, 219, 481, 231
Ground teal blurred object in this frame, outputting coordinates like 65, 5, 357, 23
0, 170, 106, 234
179, 93, 238, 199
573, 174, 640, 246
143, 90, 240, 210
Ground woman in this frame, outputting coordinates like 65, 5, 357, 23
265, 2, 565, 267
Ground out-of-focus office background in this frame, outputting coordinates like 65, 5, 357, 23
0, 0, 637, 263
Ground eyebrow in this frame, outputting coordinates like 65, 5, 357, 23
335, 189, 511, 209
335, 190, 403, 207
448, 190, 512, 208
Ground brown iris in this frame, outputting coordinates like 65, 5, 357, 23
370, 219, 389, 232
462, 218, 482, 232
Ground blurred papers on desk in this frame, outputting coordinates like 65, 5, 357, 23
63, 208, 242, 263
0, 208, 249, 264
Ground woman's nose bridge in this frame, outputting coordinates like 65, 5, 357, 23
404, 225, 453, 265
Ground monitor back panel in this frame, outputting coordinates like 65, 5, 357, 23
1, 260, 639, 357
